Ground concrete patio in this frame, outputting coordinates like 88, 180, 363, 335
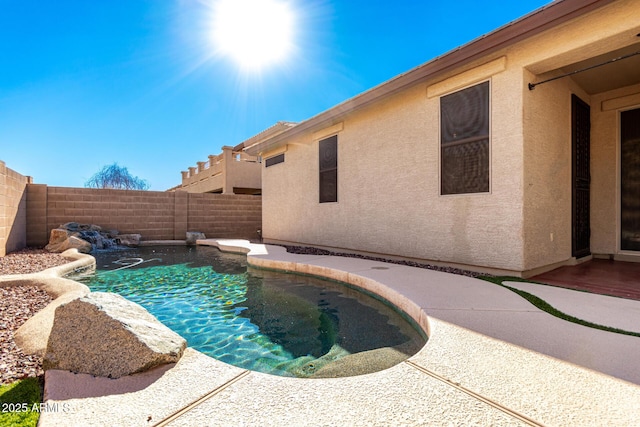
38, 240, 640, 426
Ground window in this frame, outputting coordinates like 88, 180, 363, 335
319, 135, 338, 203
265, 153, 285, 167
440, 81, 490, 195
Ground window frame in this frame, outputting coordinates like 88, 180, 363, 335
439, 80, 492, 196
319, 134, 338, 203
265, 153, 285, 168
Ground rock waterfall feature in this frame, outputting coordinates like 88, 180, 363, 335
45, 222, 141, 253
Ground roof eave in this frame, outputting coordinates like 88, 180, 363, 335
240, 121, 297, 154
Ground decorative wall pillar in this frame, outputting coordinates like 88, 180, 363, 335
173, 190, 188, 240
221, 146, 233, 194
26, 184, 48, 247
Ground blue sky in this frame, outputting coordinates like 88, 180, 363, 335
1, 0, 550, 191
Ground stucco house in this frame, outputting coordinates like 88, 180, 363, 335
176, 122, 295, 194
244, 0, 640, 277
177, 145, 262, 195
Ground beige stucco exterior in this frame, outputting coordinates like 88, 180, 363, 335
179, 146, 261, 195
248, 0, 640, 276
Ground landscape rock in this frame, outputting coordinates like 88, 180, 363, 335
76, 230, 111, 249
115, 234, 141, 246
0, 285, 52, 384
67, 236, 93, 253
60, 222, 102, 233
59, 222, 80, 232
15, 280, 90, 357
186, 231, 206, 245
45, 229, 92, 254
43, 292, 186, 378
45, 222, 133, 252
48, 228, 69, 245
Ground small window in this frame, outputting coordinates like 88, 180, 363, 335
265, 153, 285, 167
440, 81, 490, 195
319, 135, 337, 203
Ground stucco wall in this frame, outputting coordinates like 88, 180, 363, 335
262, 61, 527, 273
181, 148, 261, 194
260, 0, 640, 275
0, 161, 30, 256
521, 73, 587, 271
182, 172, 225, 194
228, 159, 261, 191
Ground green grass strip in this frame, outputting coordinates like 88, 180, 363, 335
0, 378, 42, 427
479, 276, 640, 338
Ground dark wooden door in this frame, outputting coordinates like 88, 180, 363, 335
572, 94, 591, 258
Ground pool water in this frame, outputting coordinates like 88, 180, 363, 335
69, 246, 426, 377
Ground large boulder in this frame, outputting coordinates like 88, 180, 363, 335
186, 231, 206, 245
115, 234, 141, 247
45, 229, 92, 253
43, 292, 186, 378
47, 228, 69, 245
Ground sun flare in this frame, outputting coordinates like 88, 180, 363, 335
212, 0, 294, 71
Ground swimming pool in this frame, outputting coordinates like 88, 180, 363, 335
69, 246, 426, 378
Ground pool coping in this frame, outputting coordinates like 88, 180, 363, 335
24, 240, 640, 426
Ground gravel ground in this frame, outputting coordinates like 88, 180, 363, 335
1, 249, 71, 385
0, 248, 69, 276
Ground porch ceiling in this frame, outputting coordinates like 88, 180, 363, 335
561, 42, 640, 94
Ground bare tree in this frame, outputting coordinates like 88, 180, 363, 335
85, 163, 150, 190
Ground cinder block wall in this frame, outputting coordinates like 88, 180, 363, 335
188, 193, 262, 241
0, 161, 30, 256
26, 186, 262, 247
